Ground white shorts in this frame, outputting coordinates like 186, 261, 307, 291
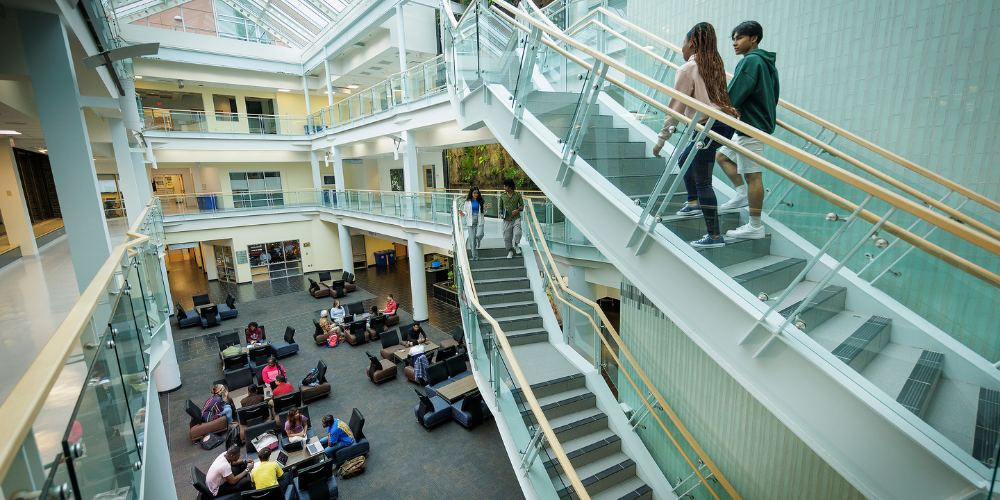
718, 133, 765, 174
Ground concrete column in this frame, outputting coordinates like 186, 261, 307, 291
302, 74, 312, 119
0, 140, 39, 256
141, 376, 179, 500
310, 150, 321, 190
18, 10, 112, 292
401, 129, 418, 217
109, 118, 143, 226
395, 4, 409, 101
153, 244, 182, 392
407, 233, 428, 322
324, 58, 334, 109
332, 146, 345, 190
338, 220, 353, 273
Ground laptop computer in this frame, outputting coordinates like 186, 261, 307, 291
305, 441, 324, 457
284, 438, 304, 452
275, 450, 289, 468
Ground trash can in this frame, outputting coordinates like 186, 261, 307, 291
385, 250, 396, 265
196, 195, 218, 211
373, 251, 388, 267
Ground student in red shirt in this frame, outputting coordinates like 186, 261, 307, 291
382, 294, 398, 315
271, 375, 294, 397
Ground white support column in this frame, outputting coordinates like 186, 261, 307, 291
0, 140, 39, 256
310, 150, 321, 189
332, 146, 345, 190
153, 244, 182, 392
324, 58, 334, 108
395, 4, 409, 101
407, 233, 428, 322
302, 74, 312, 118
118, 79, 152, 205
18, 10, 112, 291
337, 220, 353, 273
140, 376, 179, 500
401, 129, 418, 217
109, 117, 143, 226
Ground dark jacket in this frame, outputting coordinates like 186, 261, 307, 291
727, 49, 779, 134
405, 326, 427, 344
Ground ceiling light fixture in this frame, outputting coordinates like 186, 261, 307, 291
277, 89, 291, 92
346, 84, 360, 89
135, 75, 143, 79
0, 130, 21, 135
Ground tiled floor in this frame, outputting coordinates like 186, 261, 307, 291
162, 262, 520, 499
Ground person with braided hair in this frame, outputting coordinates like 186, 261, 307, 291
653, 22, 737, 248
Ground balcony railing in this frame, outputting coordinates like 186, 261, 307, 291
142, 109, 310, 135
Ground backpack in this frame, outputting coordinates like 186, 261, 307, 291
328, 334, 338, 348
225, 424, 242, 449
338, 456, 365, 479
201, 432, 224, 450
302, 369, 319, 386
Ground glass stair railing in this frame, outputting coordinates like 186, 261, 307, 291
441, 0, 1000, 496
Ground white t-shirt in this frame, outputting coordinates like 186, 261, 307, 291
206, 452, 234, 496
330, 307, 346, 322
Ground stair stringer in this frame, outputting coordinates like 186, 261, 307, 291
518, 233, 677, 499
449, 82, 986, 499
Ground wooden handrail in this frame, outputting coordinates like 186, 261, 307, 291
523, 199, 741, 500
0, 204, 155, 480
491, 0, 1000, 260
450, 198, 591, 499
549, 3, 1000, 217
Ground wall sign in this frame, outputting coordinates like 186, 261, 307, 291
235, 250, 249, 264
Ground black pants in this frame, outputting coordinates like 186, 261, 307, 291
680, 121, 736, 237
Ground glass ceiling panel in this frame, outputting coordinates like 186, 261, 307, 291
319, 0, 347, 12
284, 0, 329, 25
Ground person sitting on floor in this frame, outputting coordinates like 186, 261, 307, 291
409, 345, 430, 385
206, 445, 254, 497
320, 414, 355, 459
220, 341, 242, 360
271, 375, 294, 397
284, 407, 309, 443
202, 384, 233, 424
246, 322, 265, 344
240, 384, 264, 408
329, 300, 346, 324
250, 446, 291, 492
261, 357, 286, 388
382, 294, 398, 316
405, 322, 428, 347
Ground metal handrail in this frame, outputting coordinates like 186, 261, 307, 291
451, 197, 591, 499
542, 2, 1000, 218
488, 1, 1000, 286
0, 202, 155, 480
523, 197, 741, 500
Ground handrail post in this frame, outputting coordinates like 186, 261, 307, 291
555, 59, 609, 186
509, 24, 543, 138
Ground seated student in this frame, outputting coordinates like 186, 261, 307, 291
261, 357, 286, 388
250, 446, 291, 492
202, 384, 233, 424
271, 375, 294, 397
409, 345, 430, 385
318, 310, 335, 335
220, 341, 242, 360
284, 407, 308, 443
382, 294, 398, 316
246, 322, 265, 344
365, 306, 384, 342
329, 300, 346, 323
240, 384, 264, 408
320, 414, 355, 459
405, 322, 428, 347
206, 445, 254, 497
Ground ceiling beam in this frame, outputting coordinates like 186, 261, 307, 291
116, 0, 199, 23
216, 0, 301, 46
301, 0, 341, 21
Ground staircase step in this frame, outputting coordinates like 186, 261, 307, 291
896, 350, 944, 418
696, 236, 772, 268
537, 112, 615, 129
724, 255, 807, 295
778, 284, 847, 333
485, 300, 539, 318
585, 157, 668, 177
602, 174, 665, 197
478, 289, 534, 305
523, 387, 597, 423
828, 315, 892, 372
861, 343, 926, 401
495, 313, 543, 331
577, 141, 647, 159
512, 373, 588, 402
475, 277, 531, 292
471, 266, 527, 280
661, 211, 742, 241
469, 254, 525, 269
554, 452, 636, 498
591, 476, 652, 500
505, 328, 549, 346
541, 429, 621, 474
476, 247, 514, 258
549, 407, 608, 442
545, 125, 632, 144
972, 387, 1000, 465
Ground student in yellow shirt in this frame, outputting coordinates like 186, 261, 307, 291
250, 447, 291, 491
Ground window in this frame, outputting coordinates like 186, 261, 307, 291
230, 171, 283, 208
249, 240, 302, 281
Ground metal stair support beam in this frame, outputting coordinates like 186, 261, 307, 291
555, 60, 608, 186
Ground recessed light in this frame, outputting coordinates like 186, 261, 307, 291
277, 89, 291, 92
135, 75, 143, 79
0, 130, 21, 135
347, 84, 359, 89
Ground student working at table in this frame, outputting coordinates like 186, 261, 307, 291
405, 322, 428, 347
246, 322, 265, 344
320, 414, 355, 459
220, 340, 241, 360
261, 357, 286, 388
240, 384, 265, 407
206, 446, 254, 496
250, 447, 292, 491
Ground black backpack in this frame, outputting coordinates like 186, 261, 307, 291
302, 368, 320, 386
225, 424, 242, 449
201, 432, 224, 450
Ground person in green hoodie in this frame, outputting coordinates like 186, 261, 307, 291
715, 21, 779, 240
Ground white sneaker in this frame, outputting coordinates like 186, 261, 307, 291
507, 251, 514, 259
514, 247, 522, 255
726, 222, 766, 239
720, 193, 749, 210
